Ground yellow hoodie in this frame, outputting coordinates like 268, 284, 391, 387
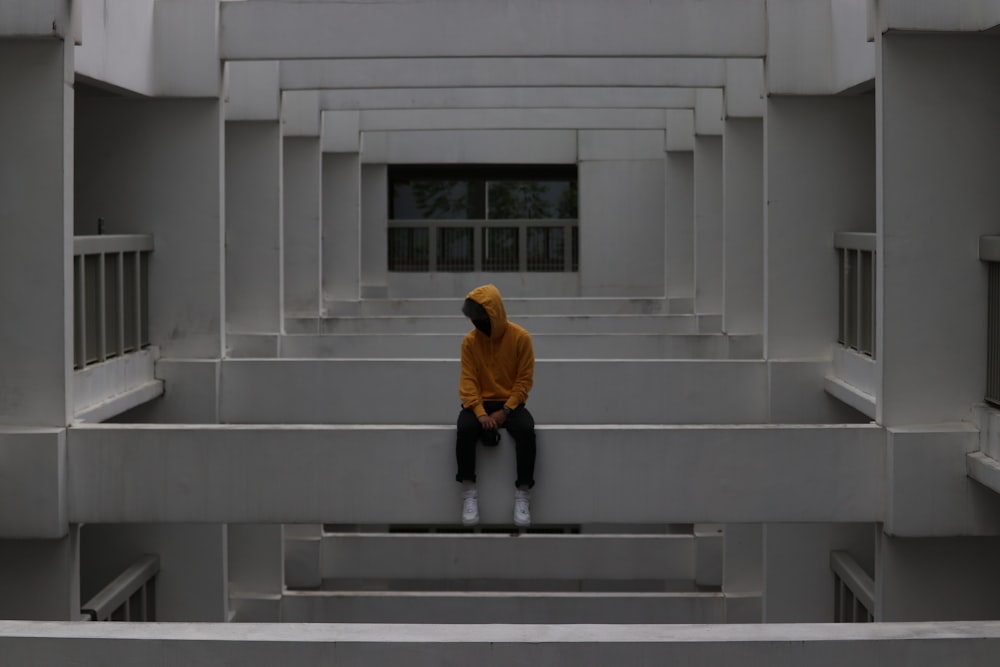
459, 284, 535, 418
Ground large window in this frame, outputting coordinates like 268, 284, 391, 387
388, 165, 578, 272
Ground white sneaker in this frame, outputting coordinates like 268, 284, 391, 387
462, 489, 479, 527
513, 489, 531, 527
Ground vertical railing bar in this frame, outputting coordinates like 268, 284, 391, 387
97, 253, 106, 362
134, 251, 143, 351
76, 255, 86, 369
519, 222, 527, 273
117, 252, 125, 357
473, 225, 482, 272
428, 224, 437, 272
870, 249, 877, 359
839, 248, 847, 345
854, 249, 862, 352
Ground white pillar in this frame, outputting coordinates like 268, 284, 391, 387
226, 121, 283, 334
0, 528, 80, 620
665, 150, 695, 303
723, 118, 764, 335
284, 137, 322, 317
694, 135, 724, 314
361, 164, 389, 298
0, 39, 73, 426
228, 524, 284, 622
322, 153, 362, 302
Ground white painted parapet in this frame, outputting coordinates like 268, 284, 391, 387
4, 620, 1000, 666
225, 61, 280, 121
65, 423, 884, 525
0, 0, 74, 37
0, 428, 66, 538
871, 0, 1000, 32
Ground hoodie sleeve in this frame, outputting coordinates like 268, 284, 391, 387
505, 328, 534, 409
458, 335, 487, 417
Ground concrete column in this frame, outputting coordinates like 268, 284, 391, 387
75, 97, 225, 359
283, 137, 322, 317
0, 39, 73, 426
80, 524, 228, 622
228, 524, 284, 622
723, 118, 764, 335
226, 121, 283, 334
664, 150, 695, 302
876, 533, 1000, 621
762, 523, 874, 622
763, 95, 875, 360
322, 153, 361, 302
0, 528, 80, 620
722, 523, 762, 622
579, 155, 665, 297
876, 33, 1000, 426
361, 164, 389, 298
694, 135, 724, 314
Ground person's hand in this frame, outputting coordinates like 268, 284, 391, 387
489, 409, 507, 427
478, 414, 497, 430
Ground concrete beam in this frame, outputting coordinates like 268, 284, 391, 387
66, 423, 884, 525
0, 0, 72, 38
279, 58, 732, 91
0, 428, 67, 538
873, 0, 1000, 33
317, 88, 700, 111
221, 0, 766, 60
355, 108, 671, 132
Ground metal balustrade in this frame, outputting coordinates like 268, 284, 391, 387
835, 232, 876, 358
81, 554, 159, 622
830, 550, 874, 623
73, 235, 152, 370
389, 220, 578, 273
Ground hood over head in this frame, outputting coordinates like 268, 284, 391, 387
463, 283, 508, 338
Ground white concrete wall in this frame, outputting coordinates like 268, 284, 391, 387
0, 39, 73, 426
225, 121, 283, 334
74, 97, 225, 358
876, 33, 1000, 426
764, 95, 875, 359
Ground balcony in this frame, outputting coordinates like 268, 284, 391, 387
72, 235, 162, 423
826, 232, 876, 418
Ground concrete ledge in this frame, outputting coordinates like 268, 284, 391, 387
281, 590, 726, 624
66, 424, 885, 525
4, 620, 1000, 666
967, 451, 1000, 495
824, 375, 876, 420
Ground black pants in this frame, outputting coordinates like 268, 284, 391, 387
456, 401, 536, 489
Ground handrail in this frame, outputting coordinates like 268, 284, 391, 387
834, 231, 875, 252
81, 554, 159, 622
74, 234, 153, 255
830, 550, 874, 621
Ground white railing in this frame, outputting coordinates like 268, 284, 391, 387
980, 236, 1000, 406
73, 235, 152, 370
389, 220, 577, 273
81, 554, 159, 622
835, 232, 876, 358
830, 550, 874, 622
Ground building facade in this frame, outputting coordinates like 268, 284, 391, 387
3, 0, 1000, 662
